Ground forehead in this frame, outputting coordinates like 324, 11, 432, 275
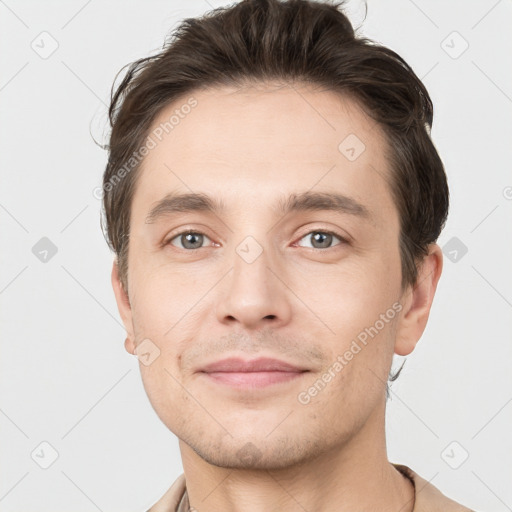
145, 83, 386, 162
132, 83, 397, 228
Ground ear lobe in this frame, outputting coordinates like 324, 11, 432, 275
111, 259, 136, 355
124, 336, 135, 355
394, 243, 443, 356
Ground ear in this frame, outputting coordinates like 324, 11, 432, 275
394, 243, 443, 356
111, 259, 136, 355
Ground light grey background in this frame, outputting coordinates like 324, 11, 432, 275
1, 0, 511, 511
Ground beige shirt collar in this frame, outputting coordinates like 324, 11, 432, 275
146, 463, 474, 512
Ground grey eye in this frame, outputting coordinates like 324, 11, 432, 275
170, 232, 211, 250
297, 231, 343, 249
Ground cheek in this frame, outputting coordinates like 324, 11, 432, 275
129, 261, 200, 335
129, 266, 209, 388
290, 257, 399, 381
138, 362, 191, 433
290, 254, 395, 325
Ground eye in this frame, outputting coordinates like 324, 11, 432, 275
167, 230, 212, 250
295, 230, 347, 249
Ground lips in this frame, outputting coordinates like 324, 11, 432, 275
199, 357, 307, 373
198, 357, 308, 389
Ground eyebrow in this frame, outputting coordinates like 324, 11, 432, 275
145, 191, 372, 224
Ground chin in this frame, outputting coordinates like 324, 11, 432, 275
187, 435, 325, 471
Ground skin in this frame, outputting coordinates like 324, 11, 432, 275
112, 83, 443, 512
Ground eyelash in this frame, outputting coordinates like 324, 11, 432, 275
294, 229, 349, 249
164, 228, 349, 250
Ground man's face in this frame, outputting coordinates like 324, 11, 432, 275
116, 84, 412, 469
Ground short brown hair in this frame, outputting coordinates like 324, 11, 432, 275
102, 0, 449, 297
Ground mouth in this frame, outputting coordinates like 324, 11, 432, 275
198, 357, 309, 389
203, 370, 307, 388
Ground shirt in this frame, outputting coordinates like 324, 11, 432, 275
146, 463, 476, 512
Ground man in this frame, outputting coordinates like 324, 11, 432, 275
102, 0, 474, 510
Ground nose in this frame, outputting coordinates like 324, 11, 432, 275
215, 239, 292, 330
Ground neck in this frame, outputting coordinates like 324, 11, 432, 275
179, 402, 415, 512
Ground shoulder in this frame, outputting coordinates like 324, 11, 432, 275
145, 473, 187, 512
147, 467, 477, 512
393, 463, 475, 512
